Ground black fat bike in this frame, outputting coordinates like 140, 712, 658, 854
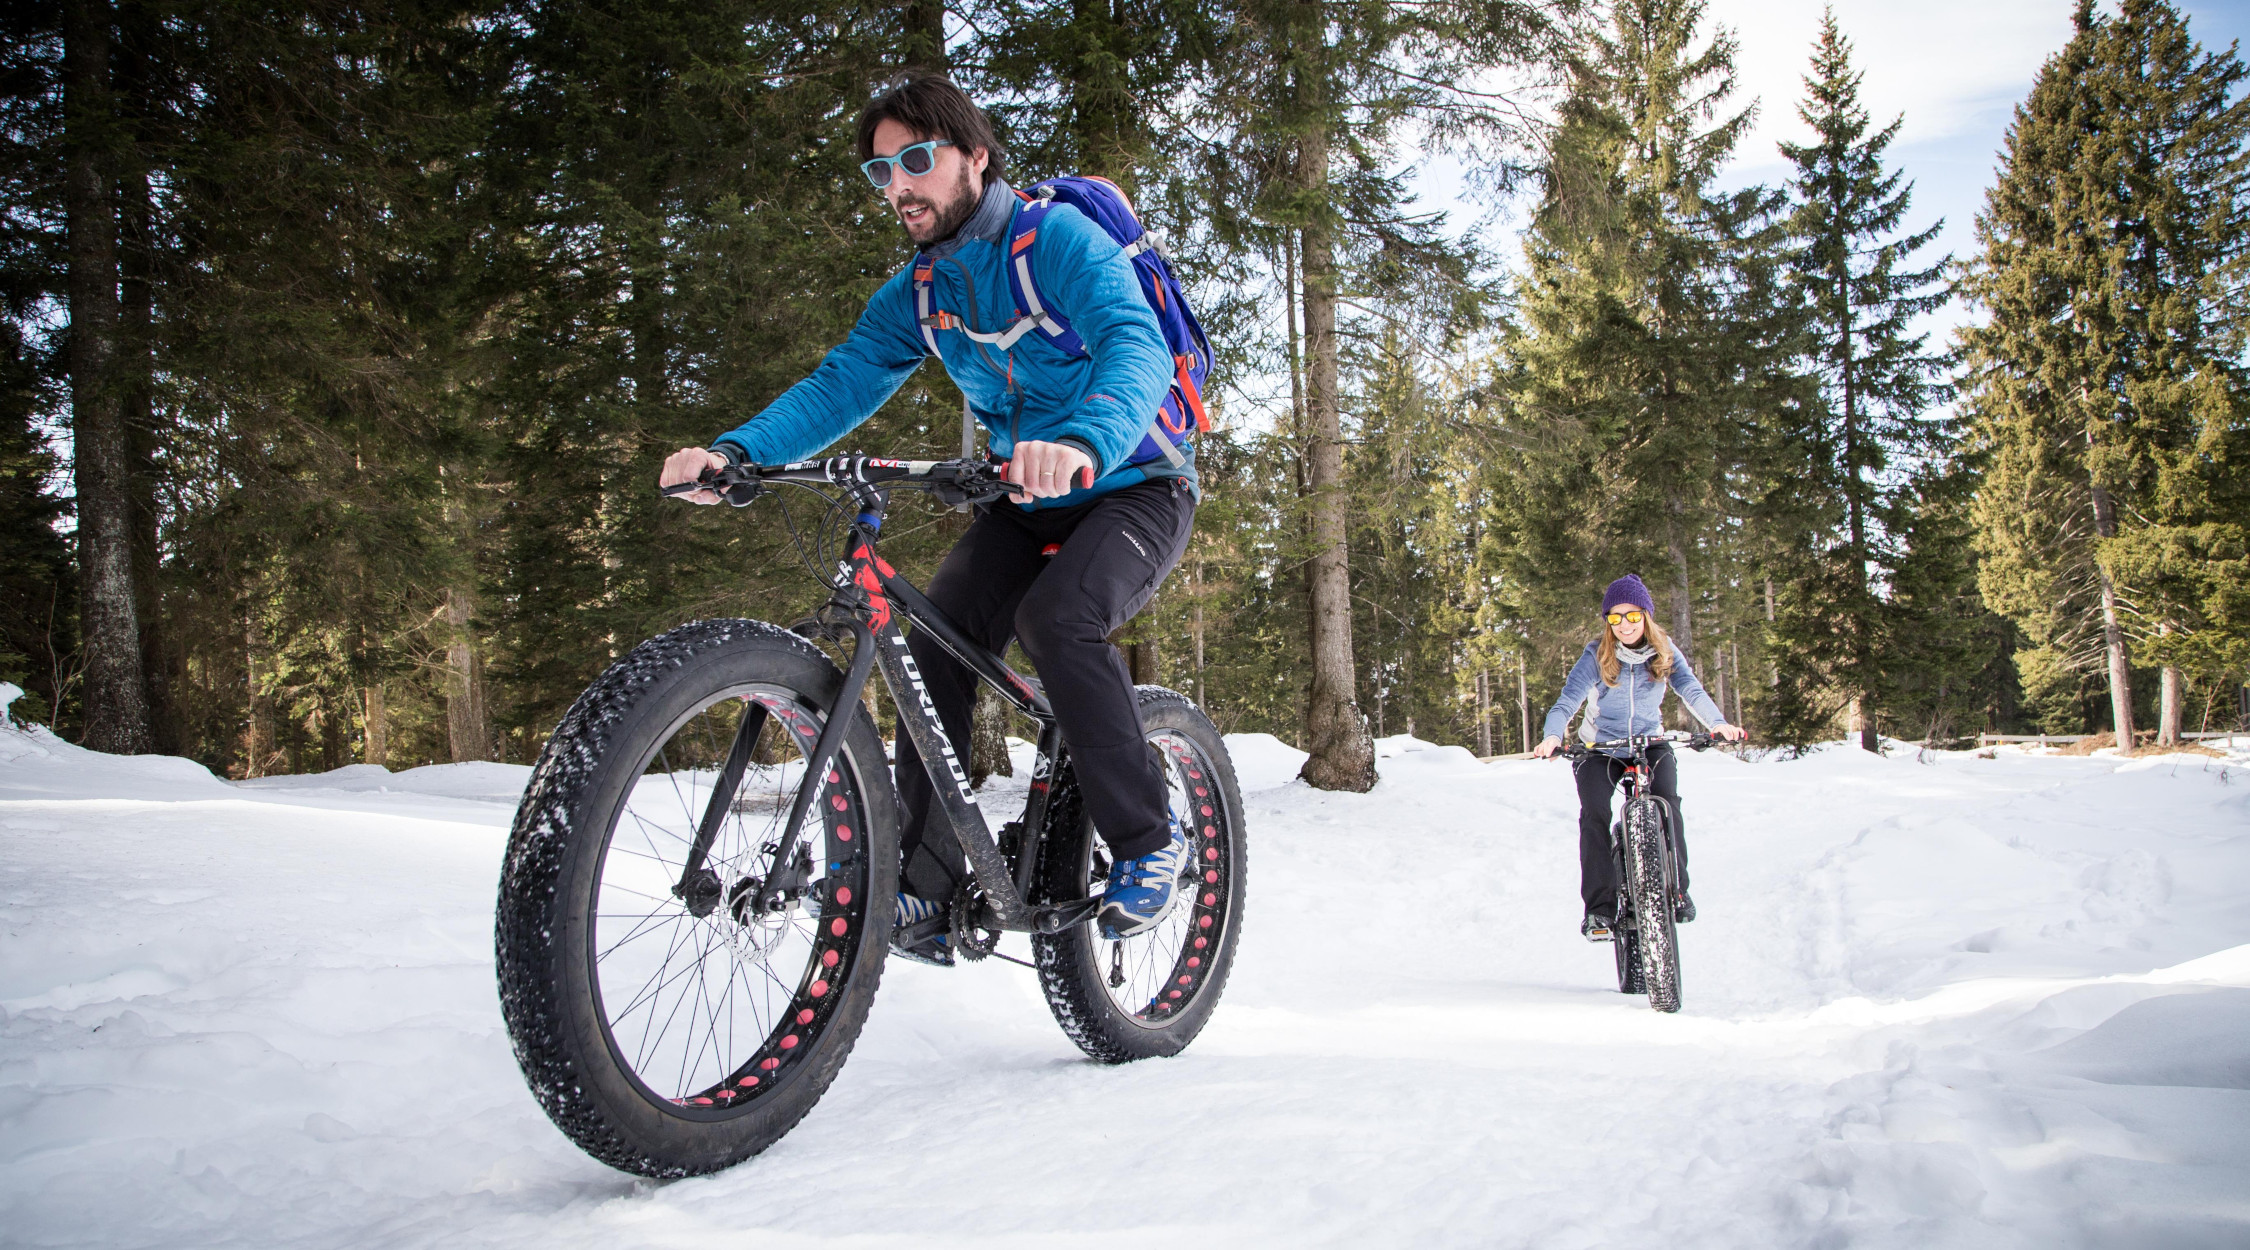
1566, 730, 1712, 1014
494, 456, 1247, 1178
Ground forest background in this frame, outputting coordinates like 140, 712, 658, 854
4, 0, 2247, 786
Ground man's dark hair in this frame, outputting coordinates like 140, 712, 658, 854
856, 74, 1006, 188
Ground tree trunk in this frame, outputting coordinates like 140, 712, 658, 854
444, 586, 490, 762
1664, 517, 1694, 659
1764, 577, 1778, 688
1127, 637, 1158, 685
65, 0, 151, 755
1517, 655, 1530, 753
2159, 665, 2180, 748
2089, 483, 2135, 750
1296, 127, 1373, 793
243, 616, 274, 778
363, 684, 388, 768
1476, 669, 1491, 756
1191, 559, 1205, 710
1730, 640, 1744, 727
903, 0, 947, 71
968, 685, 1012, 788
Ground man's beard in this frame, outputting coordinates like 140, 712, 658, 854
896, 166, 980, 244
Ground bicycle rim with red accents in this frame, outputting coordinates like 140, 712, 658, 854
1091, 728, 1235, 1025
586, 687, 873, 1119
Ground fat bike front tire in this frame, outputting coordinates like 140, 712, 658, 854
496, 619, 899, 1177
1623, 797, 1681, 1013
1614, 924, 1646, 994
1032, 686, 1246, 1062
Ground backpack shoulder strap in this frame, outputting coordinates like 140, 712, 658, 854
1005, 191, 1087, 356
910, 254, 941, 357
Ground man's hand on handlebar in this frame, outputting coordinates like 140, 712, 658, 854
660, 447, 729, 505
1003, 441, 1094, 500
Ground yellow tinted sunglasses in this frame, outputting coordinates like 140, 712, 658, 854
1605, 610, 1646, 626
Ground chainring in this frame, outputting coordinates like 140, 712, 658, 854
950, 888, 1003, 962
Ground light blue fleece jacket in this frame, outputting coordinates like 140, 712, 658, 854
711, 179, 1186, 509
1542, 640, 1727, 757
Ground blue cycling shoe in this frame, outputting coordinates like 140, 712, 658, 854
891, 892, 953, 966
1098, 817, 1190, 940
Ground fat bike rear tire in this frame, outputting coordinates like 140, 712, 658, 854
496, 619, 899, 1177
1032, 686, 1246, 1062
1623, 797, 1681, 1013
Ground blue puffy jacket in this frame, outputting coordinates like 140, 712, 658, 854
711, 179, 1185, 509
1542, 640, 1727, 757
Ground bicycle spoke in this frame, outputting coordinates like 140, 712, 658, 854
584, 686, 868, 1106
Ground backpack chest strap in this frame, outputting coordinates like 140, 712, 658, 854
912, 252, 1055, 354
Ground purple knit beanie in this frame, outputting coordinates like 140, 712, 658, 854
1602, 573, 1656, 617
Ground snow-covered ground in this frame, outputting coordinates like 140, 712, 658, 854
3, 711, 2247, 1248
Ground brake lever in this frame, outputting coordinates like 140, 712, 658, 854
661, 464, 762, 506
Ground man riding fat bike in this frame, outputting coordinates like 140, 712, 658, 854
660, 75, 1197, 960
1531, 574, 1747, 941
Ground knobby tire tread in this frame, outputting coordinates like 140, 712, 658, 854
1624, 798, 1681, 1013
1031, 686, 1245, 1063
495, 618, 898, 1177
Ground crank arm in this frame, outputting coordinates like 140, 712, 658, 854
894, 912, 950, 947
1028, 896, 1103, 935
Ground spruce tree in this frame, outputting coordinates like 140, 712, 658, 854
1773, 9, 1952, 751
1495, 0, 1792, 685
1193, 0, 1551, 788
1963, 0, 2250, 748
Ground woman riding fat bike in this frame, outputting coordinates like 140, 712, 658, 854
1531, 574, 1746, 941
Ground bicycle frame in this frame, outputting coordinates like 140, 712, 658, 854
1574, 730, 1706, 922
668, 460, 1097, 936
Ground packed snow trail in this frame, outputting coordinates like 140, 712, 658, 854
3, 721, 2246, 1248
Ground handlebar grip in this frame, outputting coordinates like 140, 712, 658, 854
995, 461, 1097, 492
662, 465, 761, 506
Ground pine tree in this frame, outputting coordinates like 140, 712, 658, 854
1772, 8, 1952, 751
1495, 0, 1794, 691
1191, 0, 1552, 788
1963, 0, 2250, 749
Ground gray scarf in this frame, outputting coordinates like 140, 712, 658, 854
922, 178, 1015, 259
1615, 642, 1657, 666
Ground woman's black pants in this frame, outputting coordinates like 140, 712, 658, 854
1572, 742, 1688, 918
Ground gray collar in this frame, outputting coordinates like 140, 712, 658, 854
923, 178, 1015, 259
1616, 643, 1656, 666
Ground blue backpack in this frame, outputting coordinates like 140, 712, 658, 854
911, 175, 1212, 475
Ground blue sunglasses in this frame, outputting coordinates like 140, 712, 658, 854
860, 139, 953, 188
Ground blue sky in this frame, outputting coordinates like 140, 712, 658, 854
1716, 0, 2250, 298
1413, 0, 2250, 346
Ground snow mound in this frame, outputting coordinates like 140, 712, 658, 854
235, 760, 533, 804
1221, 732, 1306, 791
0, 721, 232, 801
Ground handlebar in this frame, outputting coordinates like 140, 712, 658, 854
661, 455, 1089, 508
1561, 731, 1716, 760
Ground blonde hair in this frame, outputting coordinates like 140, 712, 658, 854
1596, 615, 1673, 686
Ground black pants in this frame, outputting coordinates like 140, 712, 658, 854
1572, 743, 1689, 917
893, 476, 1196, 900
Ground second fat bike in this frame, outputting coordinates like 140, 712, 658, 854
1569, 731, 1712, 1014
494, 455, 1247, 1178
